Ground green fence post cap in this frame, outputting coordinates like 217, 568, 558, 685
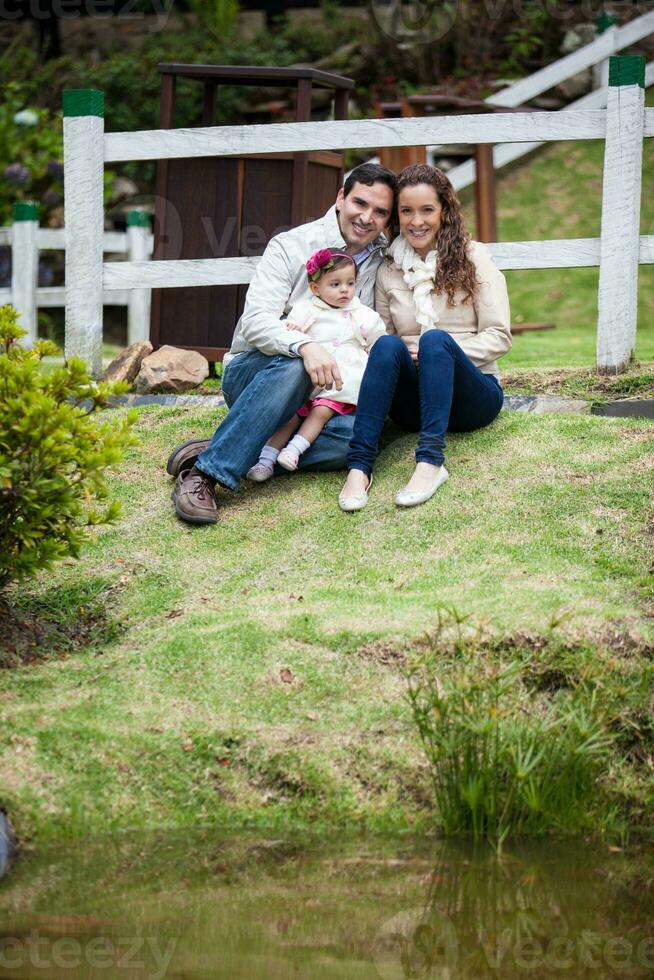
596, 11, 617, 34
12, 201, 39, 222
127, 210, 151, 228
609, 55, 646, 88
63, 89, 105, 117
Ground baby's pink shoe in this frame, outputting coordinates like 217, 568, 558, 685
277, 447, 300, 471
246, 461, 274, 482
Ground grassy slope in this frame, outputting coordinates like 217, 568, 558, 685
3, 97, 654, 845
460, 86, 654, 369
1, 406, 653, 843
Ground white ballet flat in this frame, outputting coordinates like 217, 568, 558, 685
338, 474, 373, 512
395, 466, 449, 508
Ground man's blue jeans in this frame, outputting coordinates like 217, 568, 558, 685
347, 330, 504, 475
196, 351, 355, 489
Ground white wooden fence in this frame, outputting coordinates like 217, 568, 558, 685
0, 208, 152, 348
62, 54, 652, 377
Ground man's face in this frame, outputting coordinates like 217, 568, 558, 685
335, 181, 394, 250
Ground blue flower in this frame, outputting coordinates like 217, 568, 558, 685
4, 163, 31, 186
47, 161, 64, 181
41, 190, 62, 208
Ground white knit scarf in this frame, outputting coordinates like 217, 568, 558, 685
387, 236, 439, 332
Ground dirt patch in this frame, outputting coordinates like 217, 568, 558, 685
0, 580, 124, 669
357, 622, 654, 677
595, 625, 654, 660
355, 640, 408, 668
501, 625, 654, 660
503, 363, 654, 401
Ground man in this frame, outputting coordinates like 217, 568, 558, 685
168, 162, 397, 525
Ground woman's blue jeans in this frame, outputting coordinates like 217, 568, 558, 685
347, 330, 504, 475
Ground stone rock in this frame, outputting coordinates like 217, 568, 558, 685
110, 176, 139, 202
103, 341, 152, 384
560, 25, 596, 54
504, 395, 591, 415
135, 345, 209, 394
556, 69, 592, 101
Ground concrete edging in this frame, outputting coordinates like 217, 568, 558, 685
108, 392, 654, 420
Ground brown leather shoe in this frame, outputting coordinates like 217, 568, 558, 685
171, 468, 218, 525
166, 438, 211, 477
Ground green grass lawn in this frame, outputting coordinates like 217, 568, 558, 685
3, 92, 654, 848
1, 406, 653, 844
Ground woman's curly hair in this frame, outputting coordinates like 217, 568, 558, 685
396, 164, 478, 306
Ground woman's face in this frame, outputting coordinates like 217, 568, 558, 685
398, 183, 443, 256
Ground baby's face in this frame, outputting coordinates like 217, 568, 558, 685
314, 266, 356, 308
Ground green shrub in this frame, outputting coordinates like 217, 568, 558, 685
0, 305, 136, 591
0, 83, 63, 226
405, 616, 615, 841
0, 82, 115, 227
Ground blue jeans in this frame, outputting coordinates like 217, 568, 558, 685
196, 351, 355, 489
347, 331, 504, 475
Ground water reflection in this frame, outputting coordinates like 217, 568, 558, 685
0, 833, 652, 978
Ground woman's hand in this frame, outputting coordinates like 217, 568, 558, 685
407, 345, 419, 363
286, 320, 311, 334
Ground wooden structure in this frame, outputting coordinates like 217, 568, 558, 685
150, 65, 353, 361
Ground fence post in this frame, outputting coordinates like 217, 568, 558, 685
11, 201, 39, 346
592, 12, 617, 90
63, 88, 105, 378
126, 209, 151, 344
596, 56, 645, 374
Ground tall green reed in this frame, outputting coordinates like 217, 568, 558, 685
405, 614, 614, 841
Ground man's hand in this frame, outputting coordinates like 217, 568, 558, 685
286, 320, 311, 334
299, 342, 343, 391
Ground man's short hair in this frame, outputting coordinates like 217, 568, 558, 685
343, 162, 397, 198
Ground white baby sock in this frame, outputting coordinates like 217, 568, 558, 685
287, 434, 311, 457
247, 444, 280, 480
259, 445, 280, 466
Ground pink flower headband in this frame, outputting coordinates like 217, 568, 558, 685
306, 248, 354, 282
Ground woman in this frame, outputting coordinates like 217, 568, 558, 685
338, 164, 511, 511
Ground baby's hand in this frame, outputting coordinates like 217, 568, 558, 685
285, 320, 311, 334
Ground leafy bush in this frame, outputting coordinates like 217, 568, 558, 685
405, 614, 615, 841
0, 306, 136, 591
0, 84, 63, 226
0, 83, 115, 227
6, 9, 369, 134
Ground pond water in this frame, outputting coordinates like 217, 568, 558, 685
1, 831, 653, 979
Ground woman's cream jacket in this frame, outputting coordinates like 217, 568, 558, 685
375, 240, 512, 376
